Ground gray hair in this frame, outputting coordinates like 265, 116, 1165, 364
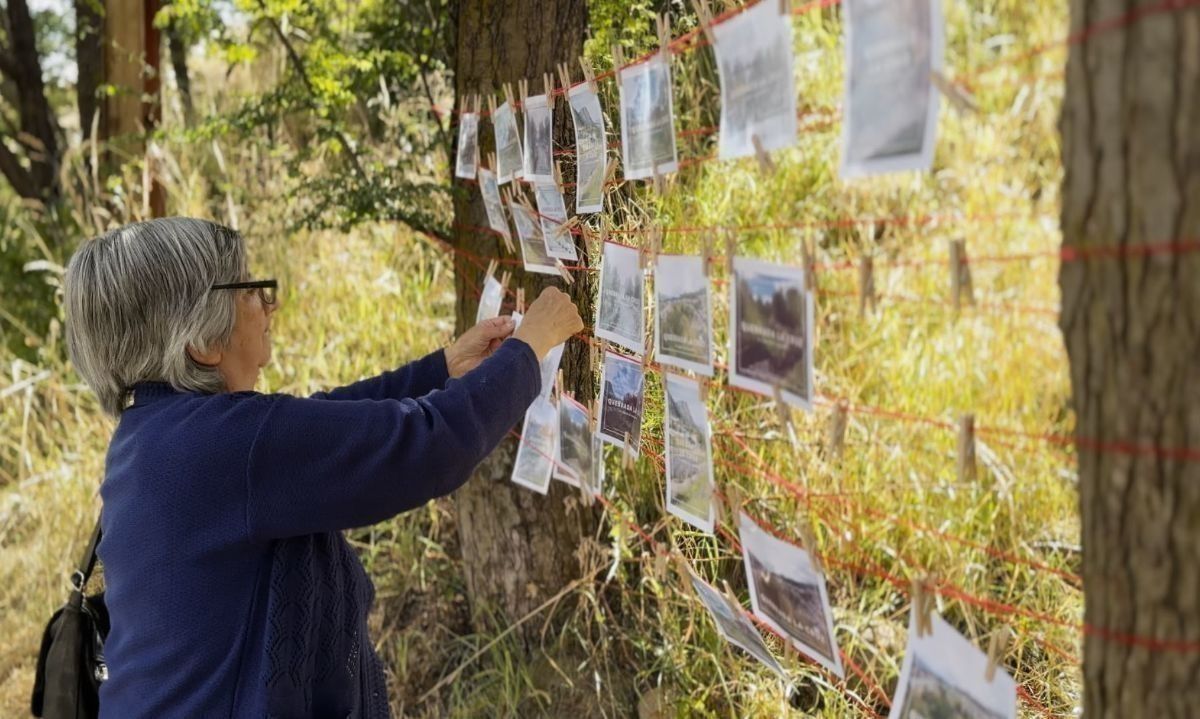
64, 217, 248, 416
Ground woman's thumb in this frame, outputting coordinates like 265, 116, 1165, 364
477, 315, 515, 339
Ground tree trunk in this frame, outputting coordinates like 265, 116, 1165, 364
0, 0, 62, 203
1059, 2, 1200, 715
450, 0, 600, 645
75, 0, 104, 142
164, 8, 195, 127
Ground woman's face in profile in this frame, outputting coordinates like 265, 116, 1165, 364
222, 287, 276, 391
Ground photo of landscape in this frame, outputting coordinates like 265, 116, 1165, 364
454, 111, 479, 179
619, 53, 679, 181
598, 352, 645, 454
664, 373, 714, 533
595, 242, 645, 354
713, 0, 797, 159
534, 182, 577, 260
568, 84, 607, 213
477, 168, 511, 241
896, 657, 1010, 719
555, 395, 593, 487
511, 399, 558, 495
655, 254, 713, 375
475, 274, 503, 324
509, 199, 559, 275
689, 571, 786, 679
493, 101, 524, 184
729, 258, 813, 408
522, 95, 554, 182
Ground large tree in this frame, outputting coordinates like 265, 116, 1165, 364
1059, 1, 1200, 714
450, 0, 602, 644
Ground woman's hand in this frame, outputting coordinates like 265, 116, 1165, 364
445, 316, 517, 378
511, 287, 584, 360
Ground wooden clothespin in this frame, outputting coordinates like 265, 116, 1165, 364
826, 401, 848, 462
984, 625, 1011, 682
719, 484, 743, 525
486, 93, 497, 118
498, 270, 511, 293
672, 553, 696, 596
698, 376, 709, 403
720, 579, 740, 608
473, 94, 482, 116
930, 70, 980, 116
517, 78, 529, 109
484, 258, 498, 282
651, 162, 667, 196
783, 640, 799, 661
556, 62, 572, 98
724, 230, 736, 276
949, 239, 975, 312
702, 232, 715, 277
958, 413, 977, 482
772, 384, 795, 446
690, 0, 716, 46
488, 151, 498, 172
589, 398, 599, 433
516, 288, 526, 315
622, 431, 636, 470
556, 260, 575, 285
603, 156, 621, 187
858, 255, 876, 316
640, 227, 661, 270
589, 342, 601, 376
553, 161, 564, 193
652, 552, 668, 582
503, 82, 516, 111
543, 72, 555, 103
641, 340, 655, 371
656, 13, 671, 61
750, 134, 776, 174
612, 45, 626, 88
556, 369, 565, 398
797, 515, 823, 575
579, 55, 598, 93
801, 234, 819, 295
779, 0, 791, 14
911, 573, 936, 638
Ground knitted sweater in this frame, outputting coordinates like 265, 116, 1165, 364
96, 340, 541, 718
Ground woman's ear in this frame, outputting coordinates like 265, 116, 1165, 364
186, 343, 222, 368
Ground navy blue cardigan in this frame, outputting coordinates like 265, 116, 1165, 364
96, 339, 541, 718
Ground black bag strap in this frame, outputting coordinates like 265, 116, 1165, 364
71, 514, 102, 592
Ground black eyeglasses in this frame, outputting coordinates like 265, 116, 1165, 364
211, 279, 278, 306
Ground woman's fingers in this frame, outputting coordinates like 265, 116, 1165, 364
476, 315, 515, 340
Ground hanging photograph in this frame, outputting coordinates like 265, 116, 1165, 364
688, 568, 787, 680
475, 274, 504, 324
511, 398, 559, 495
597, 350, 645, 456
493, 101, 524, 185
738, 512, 844, 678
534, 182, 578, 261
595, 241, 645, 355
522, 94, 554, 183
618, 53, 679, 181
509, 198, 560, 276
568, 83, 607, 214
712, 0, 798, 160
840, 0, 944, 178
513, 311, 563, 403
889, 613, 1017, 719
664, 373, 714, 534
728, 257, 815, 410
654, 254, 713, 376
477, 168, 512, 243
455, 112, 480, 179
554, 394, 594, 488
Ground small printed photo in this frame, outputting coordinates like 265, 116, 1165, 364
522, 94, 555, 183
493, 101, 524, 185
688, 568, 787, 680
738, 512, 843, 678
712, 0, 798, 160
664, 373, 714, 534
654, 254, 713, 376
619, 53, 679, 181
511, 398, 559, 495
477, 168, 511, 242
728, 257, 815, 410
455, 112, 480, 179
554, 394, 593, 487
475, 274, 504, 324
597, 351, 645, 455
534, 182, 578, 261
595, 241, 646, 355
568, 83, 607, 214
889, 613, 1017, 719
512, 311, 563, 403
508, 198, 560, 276
841, 0, 943, 178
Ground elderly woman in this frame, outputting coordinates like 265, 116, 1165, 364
64, 217, 583, 717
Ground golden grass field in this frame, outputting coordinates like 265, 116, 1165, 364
0, 1, 1080, 715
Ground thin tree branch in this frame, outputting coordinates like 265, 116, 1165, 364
0, 136, 36, 198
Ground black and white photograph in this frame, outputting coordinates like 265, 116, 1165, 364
595, 241, 645, 354
511, 398, 558, 495
840, 0, 944, 178
522, 94, 554, 183
688, 569, 787, 680
508, 198, 560, 276
477, 168, 512, 243
738, 512, 843, 678
664, 373, 714, 534
597, 350, 645, 455
889, 614, 1016, 719
475, 274, 503, 324
568, 83, 607, 213
712, 0, 798, 160
454, 111, 480, 179
534, 182, 578, 261
493, 100, 524, 185
554, 394, 593, 488
618, 53, 679, 181
728, 257, 815, 410
512, 311, 563, 403
654, 254, 713, 376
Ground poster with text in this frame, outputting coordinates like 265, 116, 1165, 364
493, 101, 524, 185
455, 112, 480, 179
619, 53, 679, 181
654, 254, 713, 376
664, 373, 714, 534
568, 83, 607, 213
597, 351, 645, 456
595, 241, 645, 354
729, 257, 814, 410
522, 94, 554, 183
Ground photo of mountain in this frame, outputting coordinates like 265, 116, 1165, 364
598, 351, 645, 454
689, 570, 786, 679
729, 258, 814, 409
554, 395, 593, 487
509, 198, 559, 276
477, 168, 511, 242
493, 101, 524, 184
455, 112, 480, 179
655, 254, 713, 375
619, 53, 679, 181
897, 657, 1009, 719
534, 182, 577, 260
522, 94, 554, 182
595, 241, 646, 354
511, 399, 558, 494
664, 373, 714, 533
568, 84, 607, 213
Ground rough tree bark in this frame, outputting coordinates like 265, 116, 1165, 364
0, 0, 62, 203
450, 0, 601, 645
75, 0, 104, 142
1059, 1, 1200, 715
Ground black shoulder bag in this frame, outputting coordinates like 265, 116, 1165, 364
31, 515, 109, 718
